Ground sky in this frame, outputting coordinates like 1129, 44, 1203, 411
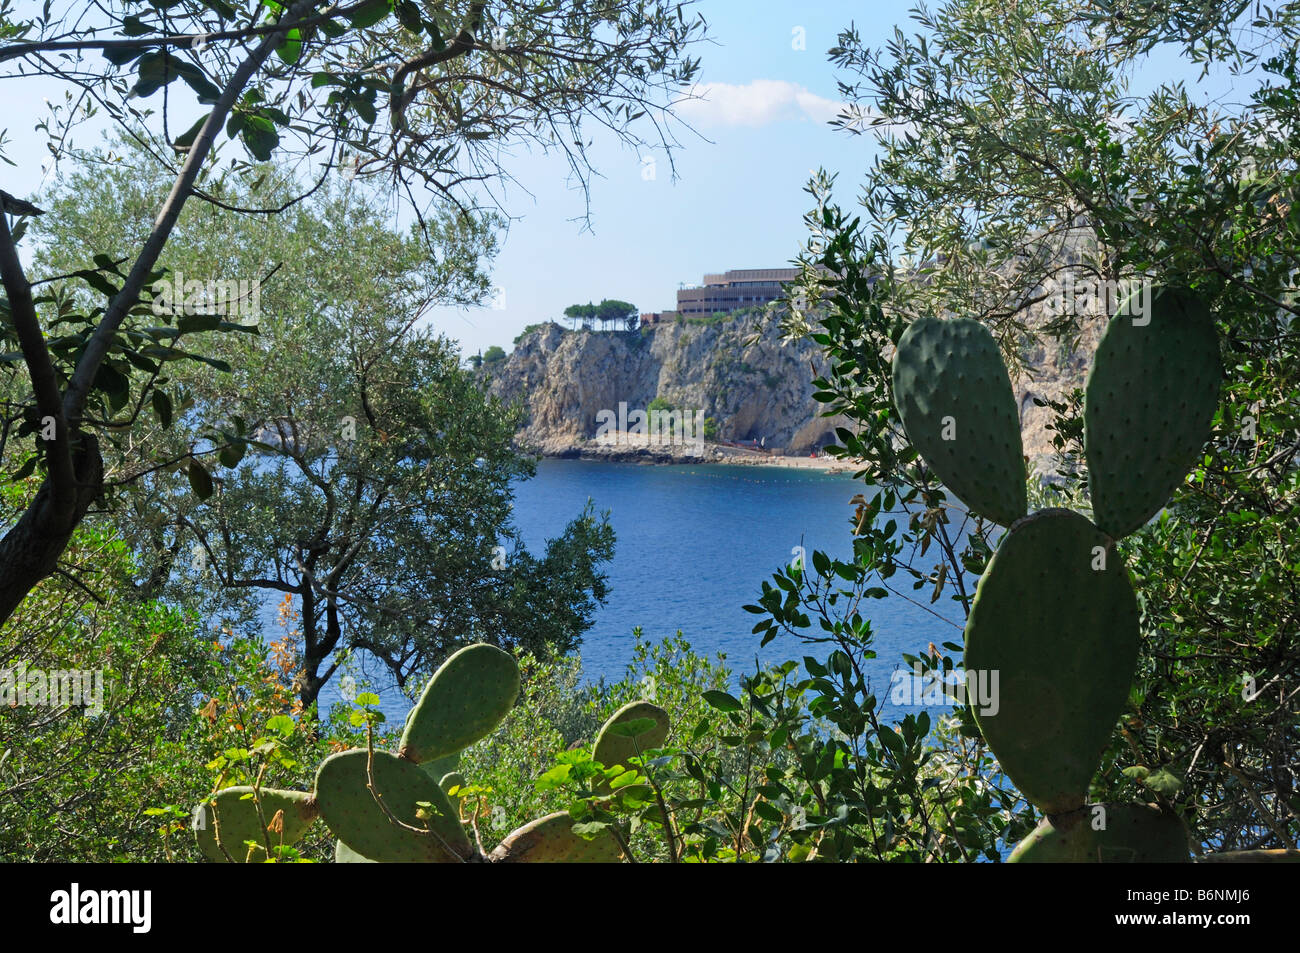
425, 0, 902, 357
414, 0, 1248, 358
2, 0, 1251, 359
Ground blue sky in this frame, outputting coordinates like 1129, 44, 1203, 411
429, 0, 902, 357
4, 1, 1249, 358
418, 0, 1249, 358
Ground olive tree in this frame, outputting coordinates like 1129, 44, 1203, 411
32, 151, 614, 712
0, 0, 704, 626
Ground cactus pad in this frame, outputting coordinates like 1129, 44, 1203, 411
489, 812, 624, 863
1009, 803, 1190, 863
1085, 285, 1221, 538
314, 748, 471, 863
194, 786, 317, 863
964, 509, 1139, 814
593, 700, 670, 772
421, 751, 460, 781
439, 771, 467, 796
892, 316, 1027, 525
399, 643, 520, 764
334, 839, 377, 863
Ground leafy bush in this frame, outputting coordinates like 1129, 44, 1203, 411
457, 632, 730, 856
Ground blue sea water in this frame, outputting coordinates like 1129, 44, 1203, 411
292, 458, 965, 725
512, 459, 958, 687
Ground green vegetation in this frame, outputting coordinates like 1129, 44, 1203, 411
468, 343, 510, 371
779, 0, 1299, 857
644, 397, 705, 440
0, 0, 704, 625
513, 323, 555, 345
184, 631, 730, 863
563, 299, 639, 332
1, 0, 1296, 866
25, 147, 616, 713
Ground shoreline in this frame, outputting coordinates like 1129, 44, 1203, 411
519, 435, 865, 475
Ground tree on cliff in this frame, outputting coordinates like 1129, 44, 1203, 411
0, 0, 705, 629
564, 301, 595, 331
564, 298, 637, 331
596, 298, 638, 331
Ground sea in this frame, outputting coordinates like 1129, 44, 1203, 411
286, 458, 965, 726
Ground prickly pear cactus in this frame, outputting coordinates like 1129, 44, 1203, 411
892, 315, 1027, 526
334, 839, 376, 863
194, 786, 318, 863
891, 290, 1221, 862
420, 750, 460, 780
1008, 803, 1190, 863
315, 647, 633, 862
489, 812, 625, 863
964, 509, 1139, 814
194, 643, 656, 864
438, 771, 467, 796
315, 748, 472, 863
593, 700, 671, 773
1085, 285, 1222, 538
398, 643, 520, 764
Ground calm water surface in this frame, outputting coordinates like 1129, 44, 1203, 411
513, 459, 956, 683
292, 459, 963, 724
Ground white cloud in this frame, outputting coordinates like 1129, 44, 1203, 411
673, 80, 846, 127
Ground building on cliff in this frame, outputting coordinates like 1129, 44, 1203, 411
675, 268, 801, 316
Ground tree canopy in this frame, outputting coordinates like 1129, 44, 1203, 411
26, 146, 616, 710
0, 0, 704, 627
563, 298, 638, 331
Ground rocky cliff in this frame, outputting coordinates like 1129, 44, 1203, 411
488, 311, 846, 457
488, 295, 1107, 473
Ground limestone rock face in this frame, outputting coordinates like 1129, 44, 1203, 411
488, 314, 845, 455
1011, 294, 1109, 475
489, 296, 1106, 472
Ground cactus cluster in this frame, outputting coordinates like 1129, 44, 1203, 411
892, 284, 1222, 862
193, 643, 669, 863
